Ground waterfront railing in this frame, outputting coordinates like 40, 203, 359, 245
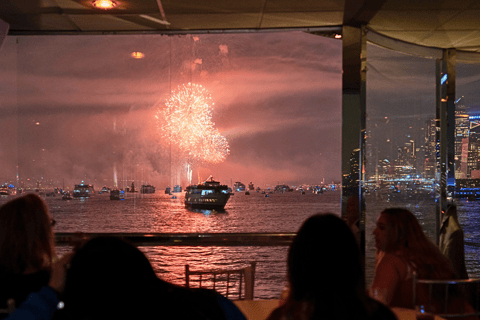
55, 232, 296, 246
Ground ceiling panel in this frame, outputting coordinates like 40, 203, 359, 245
1, 0, 480, 55
68, 14, 156, 31
166, 13, 259, 30
261, 12, 343, 28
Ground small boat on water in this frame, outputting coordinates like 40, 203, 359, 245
62, 192, 73, 200
185, 177, 231, 210
140, 184, 156, 194
165, 187, 171, 194
245, 190, 250, 195
100, 186, 110, 194
110, 189, 124, 200
73, 183, 95, 197
173, 185, 182, 193
0, 184, 16, 196
234, 181, 246, 192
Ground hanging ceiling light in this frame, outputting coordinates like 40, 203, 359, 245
92, 0, 118, 9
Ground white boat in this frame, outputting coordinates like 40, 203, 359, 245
185, 177, 231, 210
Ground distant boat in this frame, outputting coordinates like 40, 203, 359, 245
140, 184, 156, 194
125, 182, 137, 193
62, 192, 73, 200
185, 177, 231, 210
274, 184, 292, 193
313, 186, 323, 194
165, 187, 171, 194
110, 189, 124, 200
245, 190, 250, 195
233, 181, 246, 192
73, 183, 95, 197
248, 182, 254, 190
100, 186, 110, 193
0, 184, 16, 196
173, 185, 182, 193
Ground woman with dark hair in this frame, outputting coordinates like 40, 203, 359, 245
370, 208, 458, 308
267, 213, 396, 320
61, 236, 245, 320
0, 193, 57, 316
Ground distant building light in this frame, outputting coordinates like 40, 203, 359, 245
441, 74, 447, 85
131, 52, 145, 59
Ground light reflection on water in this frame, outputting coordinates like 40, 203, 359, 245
3, 191, 480, 298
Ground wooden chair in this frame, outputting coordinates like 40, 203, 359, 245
185, 261, 256, 300
413, 272, 480, 319
0, 299, 16, 316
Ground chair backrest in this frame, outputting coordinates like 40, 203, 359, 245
0, 299, 16, 317
185, 261, 256, 300
413, 272, 480, 319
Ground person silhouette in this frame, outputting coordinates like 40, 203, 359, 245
61, 236, 245, 320
0, 194, 57, 317
267, 213, 396, 320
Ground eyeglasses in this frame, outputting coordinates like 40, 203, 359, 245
50, 218, 56, 227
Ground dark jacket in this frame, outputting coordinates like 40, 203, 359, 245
439, 215, 469, 279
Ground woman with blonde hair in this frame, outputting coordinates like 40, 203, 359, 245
0, 193, 56, 314
370, 207, 457, 308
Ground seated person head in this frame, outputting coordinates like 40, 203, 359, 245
288, 213, 363, 301
63, 236, 162, 319
0, 193, 55, 274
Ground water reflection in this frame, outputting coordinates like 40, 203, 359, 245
187, 208, 228, 216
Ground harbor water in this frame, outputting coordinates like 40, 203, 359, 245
1, 190, 480, 299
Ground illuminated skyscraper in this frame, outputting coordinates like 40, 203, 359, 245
424, 119, 437, 179
455, 104, 470, 178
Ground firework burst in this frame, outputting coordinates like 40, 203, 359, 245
158, 83, 230, 165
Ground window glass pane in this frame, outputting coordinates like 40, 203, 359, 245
366, 43, 436, 285
0, 32, 341, 298
455, 62, 480, 278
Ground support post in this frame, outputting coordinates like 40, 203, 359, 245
435, 49, 456, 245
341, 25, 367, 261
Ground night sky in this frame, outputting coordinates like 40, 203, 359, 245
1, 32, 480, 190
